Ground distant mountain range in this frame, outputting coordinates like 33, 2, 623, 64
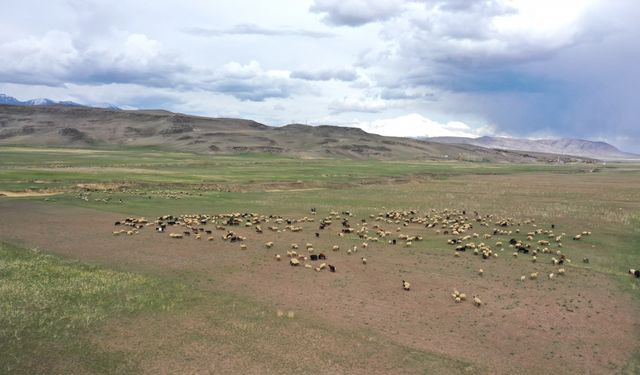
0, 93, 633, 161
0, 104, 596, 163
0, 94, 120, 110
425, 136, 639, 161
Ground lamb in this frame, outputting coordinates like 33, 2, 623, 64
473, 296, 483, 307
402, 280, 411, 291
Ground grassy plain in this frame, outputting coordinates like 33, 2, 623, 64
0, 145, 639, 374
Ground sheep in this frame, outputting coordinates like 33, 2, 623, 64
362, 257, 367, 264
208, 236, 214, 241
520, 275, 526, 282
512, 252, 518, 258
318, 262, 327, 270
275, 254, 281, 261
240, 244, 247, 250
265, 241, 274, 248
558, 268, 566, 275
318, 253, 327, 260
310, 254, 318, 261
473, 296, 483, 307
583, 258, 590, 264
195, 234, 202, 240
402, 280, 411, 291
332, 245, 340, 251
548, 272, 555, 279
306, 243, 313, 249
530, 272, 539, 280
291, 243, 299, 249
329, 265, 336, 272
169, 233, 183, 239
573, 234, 582, 240
629, 269, 640, 278
305, 264, 313, 269
405, 241, 412, 248
362, 242, 368, 248
478, 269, 484, 276
532, 256, 537, 263
290, 258, 300, 266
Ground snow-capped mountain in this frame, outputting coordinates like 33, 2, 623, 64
0, 94, 84, 108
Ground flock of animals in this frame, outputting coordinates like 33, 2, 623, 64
113, 207, 640, 304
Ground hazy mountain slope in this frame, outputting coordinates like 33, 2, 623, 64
428, 136, 638, 160
0, 105, 592, 162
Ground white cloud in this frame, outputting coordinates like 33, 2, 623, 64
349, 113, 493, 138
329, 96, 389, 113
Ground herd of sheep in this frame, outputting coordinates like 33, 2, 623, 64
113, 208, 640, 304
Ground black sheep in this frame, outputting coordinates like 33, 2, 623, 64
328, 265, 336, 272
318, 253, 327, 260
310, 254, 318, 261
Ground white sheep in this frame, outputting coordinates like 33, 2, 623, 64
402, 280, 411, 291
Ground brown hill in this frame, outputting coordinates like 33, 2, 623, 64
0, 105, 592, 162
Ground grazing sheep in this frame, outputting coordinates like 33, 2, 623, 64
305, 264, 313, 269
573, 234, 582, 240
240, 244, 247, 250
558, 268, 566, 275
549, 273, 555, 279
473, 296, 483, 307
530, 272, 539, 280
629, 269, 640, 278
478, 269, 484, 276
318, 262, 327, 270
208, 236, 214, 241
275, 254, 281, 261
290, 258, 300, 266
169, 233, 183, 239
332, 245, 340, 251
318, 253, 327, 260
291, 243, 299, 249
265, 241, 274, 248
532, 256, 537, 263
310, 254, 318, 261
520, 275, 526, 281
362, 257, 367, 264
402, 280, 411, 291
329, 265, 336, 272
583, 258, 590, 263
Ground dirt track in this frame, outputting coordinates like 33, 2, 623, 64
0, 201, 638, 374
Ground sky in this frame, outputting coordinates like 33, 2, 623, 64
1, 0, 639, 152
